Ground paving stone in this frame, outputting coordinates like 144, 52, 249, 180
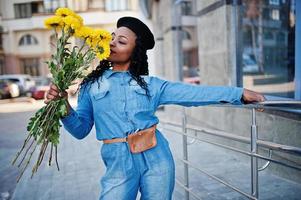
2, 110, 301, 200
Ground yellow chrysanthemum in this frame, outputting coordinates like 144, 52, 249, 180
92, 29, 112, 43
74, 26, 94, 39
55, 8, 75, 17
96, 40, 109, 49
84, 32, 98, 47
72, 14, 83, 26
84, 29, 111, 49
55, 7, 83, 26
85, 37, 94, 47
91, 38, 101, 49
44, 16, 63, 29
100, 30, 112, 43
96, 43, 110, 61
63, 15, 82, 31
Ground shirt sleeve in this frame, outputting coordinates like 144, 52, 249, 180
60, 86, 94, 139
152, 77, 244, 107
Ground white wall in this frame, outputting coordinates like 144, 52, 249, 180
1, 0, 35, 19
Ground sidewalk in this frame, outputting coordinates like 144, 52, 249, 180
11, 127, 103, 200
8, 109, 301, 200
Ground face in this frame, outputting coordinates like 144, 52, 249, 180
108, 27, 137, 65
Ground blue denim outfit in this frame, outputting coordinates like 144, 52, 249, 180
61, 69, 244, 200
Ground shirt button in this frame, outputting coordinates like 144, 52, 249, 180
121, 83, 124, 86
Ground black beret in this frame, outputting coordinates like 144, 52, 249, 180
117, 16, 155, 50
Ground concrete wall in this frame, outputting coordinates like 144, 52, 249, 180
151, 0, 301, 184
152, 0, 178, 81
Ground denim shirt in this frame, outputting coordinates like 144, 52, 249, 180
61, 69, 244, 140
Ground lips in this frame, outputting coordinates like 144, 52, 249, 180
110, 49, 116, 54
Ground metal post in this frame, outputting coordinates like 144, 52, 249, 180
174, 1, 188, 199
182, 108, 189, 200
295, 0, 301, 100
251, 108, 258, 198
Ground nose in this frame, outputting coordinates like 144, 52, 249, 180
110, 38, 116, 47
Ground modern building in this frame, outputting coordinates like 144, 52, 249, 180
141, 0, 301, 192
0, 0, 142, 76
0, 12, 4, 75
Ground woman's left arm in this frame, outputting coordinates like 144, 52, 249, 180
153, 77, 265, 107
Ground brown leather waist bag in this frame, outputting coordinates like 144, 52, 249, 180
103, 124, 157, 153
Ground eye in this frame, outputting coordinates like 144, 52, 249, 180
119, 41, 126, 44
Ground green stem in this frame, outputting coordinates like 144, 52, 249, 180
16, 141, 38, 183
49, 144, 53, 166
11, 134, 32, 166
55, 145, 60, 171
17, 137, 35, 168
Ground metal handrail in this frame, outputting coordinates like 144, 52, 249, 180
161, 121, 301, 157
159, 101, 301, 200
160, 125, 301, 171
211, 100, 301, 110
258, 149, 272, 171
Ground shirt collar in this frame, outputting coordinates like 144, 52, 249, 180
103, 68, 130, 79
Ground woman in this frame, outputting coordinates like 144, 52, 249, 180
45, 17, 265, 200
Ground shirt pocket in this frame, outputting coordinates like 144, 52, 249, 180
92, 89, 111, 111
93, 90, 108, 100
133, 87, 153, 110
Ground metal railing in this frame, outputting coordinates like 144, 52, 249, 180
158, 101, 301, 200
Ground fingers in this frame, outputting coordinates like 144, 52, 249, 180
256, 94, 266, 112
256, 108, 265, 112
44, 83, 67, 104
257, 93, 266, 103
50, 83, 59, 91
44, 91, 58, 104
44, 99, 51, 104
242, 88, 266, 112
242, 89, 266, 104
255, 93, 265, 102
48, 89, 59, 97
58, 91, 68, 98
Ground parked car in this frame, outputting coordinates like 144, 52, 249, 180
0, 74, 36, 96
0, 79, 20, 99
31, 76, 51, 100
243, 54, 259, 73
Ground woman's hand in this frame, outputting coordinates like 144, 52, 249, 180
44, 83, 68, 104
242, 88, 266, 104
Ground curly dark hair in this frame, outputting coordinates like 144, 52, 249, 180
79, 36, 151, 99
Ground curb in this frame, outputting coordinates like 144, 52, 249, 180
0, 97, 37, 104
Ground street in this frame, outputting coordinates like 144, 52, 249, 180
0, 98, 301, 200
0, 97, 105, 200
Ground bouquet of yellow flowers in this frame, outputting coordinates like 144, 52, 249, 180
12, 8, 111, 182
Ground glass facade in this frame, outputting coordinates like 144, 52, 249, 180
241, 0, 296, 98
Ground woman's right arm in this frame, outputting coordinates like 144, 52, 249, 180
45, 83, 94, 139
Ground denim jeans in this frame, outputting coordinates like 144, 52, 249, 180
99, 130, 175, 200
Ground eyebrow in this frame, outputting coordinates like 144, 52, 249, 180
111, 32, 128, 40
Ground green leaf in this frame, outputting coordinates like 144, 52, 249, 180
58, 100, 67, 117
